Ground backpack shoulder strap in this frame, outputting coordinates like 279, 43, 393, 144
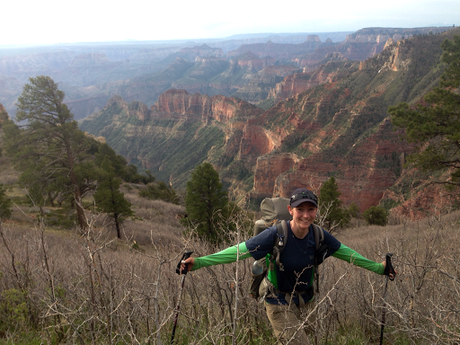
312, 223, 325, 293
279, 220, 289, 249
272, 220, 288, 271
312, 223, 324, 250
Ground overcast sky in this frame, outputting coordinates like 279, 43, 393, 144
2, 0, 459, 46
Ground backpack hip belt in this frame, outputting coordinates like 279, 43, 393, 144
261, 276, 313, 307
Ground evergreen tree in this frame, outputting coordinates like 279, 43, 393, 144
318, 176, 350, 231
0, 184, 12, 220
93, 143, 154, 184
389, 35, 460, 189
94, 157, 134, 239
4, 76, 93, 229
182, 162, 228, 243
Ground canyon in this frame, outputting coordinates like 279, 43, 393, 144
79, 26, 460, 218
3, 26, 458, 219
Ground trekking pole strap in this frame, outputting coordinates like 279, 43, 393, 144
383, 253, 396, 281
176, 250, 193, 275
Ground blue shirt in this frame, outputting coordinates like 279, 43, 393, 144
245, 221, 341, 303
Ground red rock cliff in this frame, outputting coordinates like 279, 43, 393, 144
152, 89, 263, 123
251, 119, 414, 212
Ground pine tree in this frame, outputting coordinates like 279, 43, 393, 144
5, 76, 93, 229
182, 162, 228, 243
94, 157, 134, 239
318, 176, 350, 231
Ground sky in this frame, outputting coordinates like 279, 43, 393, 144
2, 0, 459, 46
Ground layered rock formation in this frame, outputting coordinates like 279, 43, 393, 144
233, 65, 301, 102
345, 27, 452, 43
227, 36, 323, 60
268, 60, 357, 102
70, 53, 112, 66
231, 51, 276, 71
269, 119, 413, 211
243, 30, 456, 213
176, 44, 225, 61
152, 89, 263, 122
80, 90, 264, 186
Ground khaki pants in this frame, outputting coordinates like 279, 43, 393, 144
265, 299, 316, 345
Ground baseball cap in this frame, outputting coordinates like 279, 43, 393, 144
289, 188, 318, 208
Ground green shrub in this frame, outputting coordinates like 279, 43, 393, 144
362, 206, 389, 226
139, 181, 180, 205
347, 202, 361, 219
0, 289, 28, 327
43, 208, 76, 229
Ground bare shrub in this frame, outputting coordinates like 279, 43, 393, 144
0, 204, 458, 344
317, 212, 460, 344
123, 196, 185, 248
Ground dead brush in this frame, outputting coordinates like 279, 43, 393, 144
0, 203, 459, 344
316, 211, 460, 344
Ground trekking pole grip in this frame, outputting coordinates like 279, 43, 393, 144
384, 253, 396, 281
176, 250, 193, 275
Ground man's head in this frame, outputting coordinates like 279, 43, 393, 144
289, 188, 318, 208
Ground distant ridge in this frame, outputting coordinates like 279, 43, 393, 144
222, 31, 353, 42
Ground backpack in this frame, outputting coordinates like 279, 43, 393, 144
249, 197, 326, 300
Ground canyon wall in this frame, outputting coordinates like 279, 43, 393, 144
152, 89, 263, 122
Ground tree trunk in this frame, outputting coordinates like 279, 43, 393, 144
114, 213, 121, 239
64, 135, 87, 231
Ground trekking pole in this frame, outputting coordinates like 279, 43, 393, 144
170, 250, 193, 345
380, 253, 396, 345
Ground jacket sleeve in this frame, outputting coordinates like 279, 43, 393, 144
192, 243, 252, 271
331, 243, 385, 275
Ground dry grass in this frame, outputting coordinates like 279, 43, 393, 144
317, 212, 460, 344
0, 198, 458, 344
122, 187, 186, 249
